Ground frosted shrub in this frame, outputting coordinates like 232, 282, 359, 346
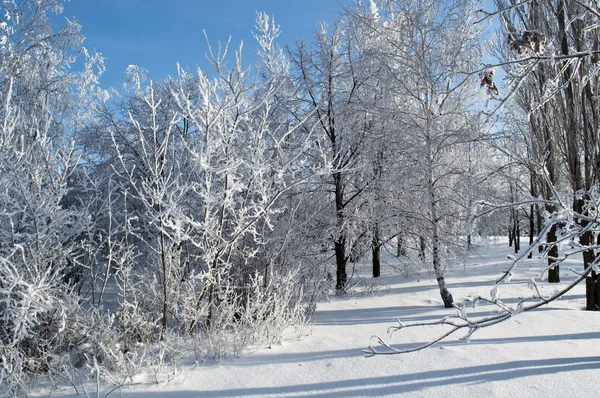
0, 252, 135, 397
0, 251, 74, 395
191, 280, 312, 361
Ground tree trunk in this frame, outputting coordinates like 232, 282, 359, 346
159, 213, 169, 336
419, 236, 426, 261
547, 223, 560, 283
514, 214, 520, 253
334, 238, 347, 290
586, 275, 600, 311
427, 147, 453, 308
397, 233, 406, 256
528, 204, 534, 258
576, 194, 599, 310
206, 281, 215, 330
528, 176, 537, 258
372, 226, 381, 278
511, 218, 517, 252
432, 224, 453, 308
585, 215, 599, 310
333, 171, 347, 291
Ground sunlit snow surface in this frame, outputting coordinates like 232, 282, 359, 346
31, 239, 600, 397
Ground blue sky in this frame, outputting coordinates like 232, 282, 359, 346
59, 0, 351, 89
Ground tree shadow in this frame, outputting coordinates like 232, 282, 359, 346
205, 331, 600, 368
314, 305, 445, 326
123, 356, 600, 397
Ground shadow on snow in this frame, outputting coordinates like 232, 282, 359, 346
124, 356, 600, 397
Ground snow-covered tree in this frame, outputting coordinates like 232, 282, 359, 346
83, 14, 320, 352
287, 19, 385, 290
355, 0, 483, 307
0, 0, 110, 394
482, 0, 600, 305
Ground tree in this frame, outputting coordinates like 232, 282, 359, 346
357, 0, 483, 307
287, 20, 382, 291
365, 0, 600, 357
0, 0, 109, 394
93, 14, 320, 347
483, 0, 600, 303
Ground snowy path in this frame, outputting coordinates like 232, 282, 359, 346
33, 242, 600, 397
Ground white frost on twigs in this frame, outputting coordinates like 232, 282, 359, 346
490, 284, 500, 301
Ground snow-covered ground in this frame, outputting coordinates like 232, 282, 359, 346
32, 239, 600, 397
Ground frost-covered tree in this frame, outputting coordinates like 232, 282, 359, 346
481, 0, 600, 305
366, 0, 600, 357
355, 0, 483, 307
84, 14, 320, 352
287, 20, 384, 291
0, 0, 110, 395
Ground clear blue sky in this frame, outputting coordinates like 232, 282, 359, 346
59, 0, 351, 89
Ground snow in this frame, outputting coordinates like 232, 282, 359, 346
31, 239, 600, 397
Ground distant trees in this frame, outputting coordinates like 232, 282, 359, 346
361, 0, 600, 361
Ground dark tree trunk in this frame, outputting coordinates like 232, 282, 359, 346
585, 219, 599, 310
440, 285, 454, 308
512, 222, 517, 252
419, 236, 426, 261
575, 194, 599, 310
333, 170, 347, 291
528, 204, 534, 258
334, 238, 347, 290
372, 226, 381, 278
547, 223, 560, 283
513, 216, 521, 253
586, 275, 600, 311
